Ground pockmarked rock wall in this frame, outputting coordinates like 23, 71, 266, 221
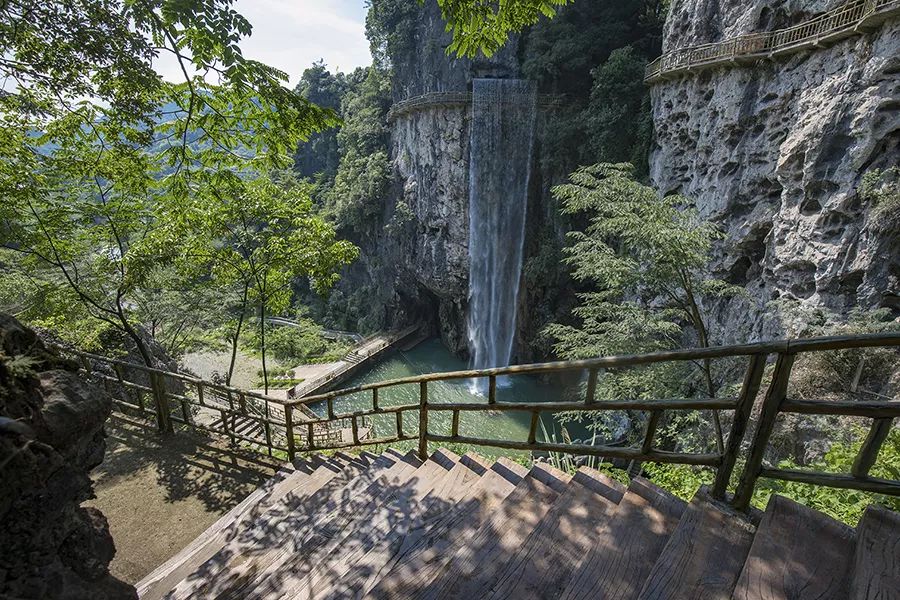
0, 314, 135, 599
651, 0, 900, 340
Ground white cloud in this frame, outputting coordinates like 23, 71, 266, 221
154, 0, 372, 86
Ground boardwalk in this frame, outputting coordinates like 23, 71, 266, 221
645, 0, 900, 83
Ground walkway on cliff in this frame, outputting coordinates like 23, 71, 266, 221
645, 0, 900, 83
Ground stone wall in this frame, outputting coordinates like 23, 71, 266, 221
0, 314, 134, 599
650, 0, 900, 340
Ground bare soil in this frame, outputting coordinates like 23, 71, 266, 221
85, 409, 282, 584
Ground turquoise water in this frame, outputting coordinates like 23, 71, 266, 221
306, 339, 573, 456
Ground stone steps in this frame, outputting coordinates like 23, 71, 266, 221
137, 448, 900, 600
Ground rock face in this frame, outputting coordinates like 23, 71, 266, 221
0, 314, 134, 599
650, 0, 900, 340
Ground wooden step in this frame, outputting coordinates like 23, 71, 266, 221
485, 467, 626, 599
246, 450, 465, 600
162, 456, 383, 599
732, 494, 855, 600
364, 457, 529, 599
849, 504, 900, 600
135, 465, 296, 600
558, 477, 686, 600
316, 451, 487, 599
636, 487, 756, 600
418, 462, 571, 600
196, 451, 425, 599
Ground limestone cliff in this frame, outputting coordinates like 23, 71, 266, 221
650, 0, 900, 340
0, 314, 134, 599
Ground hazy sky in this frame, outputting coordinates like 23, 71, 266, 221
154, 0, 372, 87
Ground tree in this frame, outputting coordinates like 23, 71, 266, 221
0, 0, 339, 366
545, 163, 742, 443
173, 174, 358, 392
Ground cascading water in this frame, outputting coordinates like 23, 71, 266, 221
467, 78, 537, 393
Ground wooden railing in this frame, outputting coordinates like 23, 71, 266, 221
63, 349, 363, 457
283, 333, 900, 509
63, 333, 900, 510
387, 91, 567, 122
645, 0, 900, 83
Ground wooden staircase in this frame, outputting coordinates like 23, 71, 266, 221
137, 448, 900, 600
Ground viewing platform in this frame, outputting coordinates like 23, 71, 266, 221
645, 0, 900, 83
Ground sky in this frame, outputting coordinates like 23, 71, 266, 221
154, 0, 372, 87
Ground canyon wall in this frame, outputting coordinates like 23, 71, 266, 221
650, 0, 900, 341
0, 314, 134, 599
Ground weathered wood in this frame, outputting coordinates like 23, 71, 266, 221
733, 494, 855, 600
559, 478, 686, 600
427, 398, 738, 412
852, 417, 893, 477
641, 410, 662, 454
527, 410, 540, 445
713, 353, 767, 498
848, 504, 900, 600
424, 465, 570, 600
351, 415, 360, 445
451, 409, 460, 438
760, 468, 900, 496
488, 375, 497, 404
426, 433, 720, 465
486, 468, 624, 600
396, 409, 404, 439
637, 489, 755, 600
733, 352, 795, 510
585, 368, 599, 404
782, 399, 900, 418
285, 404, 296, 461
419, 381, 429, 460
372, 387, 379, 411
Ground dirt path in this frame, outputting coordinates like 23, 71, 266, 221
85, 410, 282, 584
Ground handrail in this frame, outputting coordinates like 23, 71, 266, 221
645, 0, 900, 83
285, 332, 900, 406
62, 333, 900, 510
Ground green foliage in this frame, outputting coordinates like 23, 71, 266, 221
294, 61, 353, 181
366, 0, 421, 68
859, 167, 900, 231
0, 0, 341, 365
432, 0, 573, 58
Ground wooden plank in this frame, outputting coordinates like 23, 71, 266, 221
164, 454, 406, 600
485, 468, 625, 600
419, 463, 570, 600
760, 468, 900, 496
732, 494, 855, 600
637, 489, 756, 600
244, 453, 451, 599
365, 457, 529, 599
849, 504, 900, 600
558, 478, 686, 600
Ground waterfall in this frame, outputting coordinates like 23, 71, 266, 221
467, 78, 537, 391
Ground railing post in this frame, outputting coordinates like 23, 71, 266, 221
712, 353, 767, 499
585, 368, 598, 405
418, 382, 429, 460
284, 404, 296, 462
732, 352, 795, 511
150, 372, 174, 434
852, 417, 893, 478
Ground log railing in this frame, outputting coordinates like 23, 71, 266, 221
645, 0, 900, 83
63, 333, 900, 510
63, 349, 360, 457
283, 332, 900, 509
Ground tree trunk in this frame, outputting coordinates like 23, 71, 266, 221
226, 283, 249, 386
259, 300, 269, 395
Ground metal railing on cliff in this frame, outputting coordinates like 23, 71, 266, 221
644, 0, 900, 83
64, 332, 900, 512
